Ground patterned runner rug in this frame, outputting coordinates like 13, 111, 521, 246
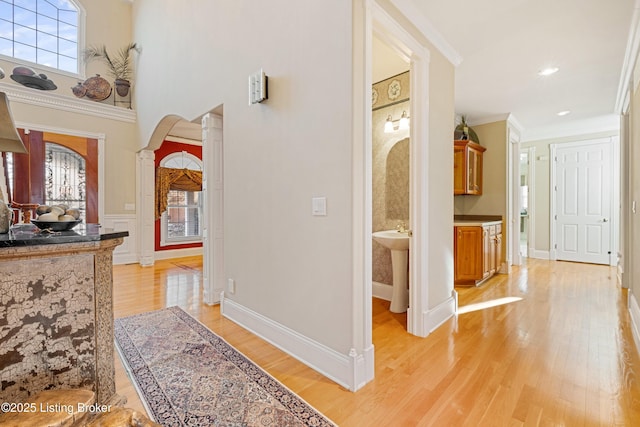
114, 306, 336, 427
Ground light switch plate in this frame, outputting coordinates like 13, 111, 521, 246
249, 69, 268, 104
312, 197, 327, 216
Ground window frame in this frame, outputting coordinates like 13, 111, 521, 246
0, 0, 86, 78
159, 151, 203, 247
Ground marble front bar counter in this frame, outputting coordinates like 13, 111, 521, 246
0, 223, 129, 406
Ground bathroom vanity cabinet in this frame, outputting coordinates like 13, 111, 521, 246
454, 220, 502, 286
454, 140, 486, 195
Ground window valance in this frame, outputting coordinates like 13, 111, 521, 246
155, 167, 203, 219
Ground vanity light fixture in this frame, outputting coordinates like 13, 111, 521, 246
398, 111, 409, 130
557, 110, 571, 116
384, 115, 394, 133
538, 67, 559, 77
384, 111, 410, 133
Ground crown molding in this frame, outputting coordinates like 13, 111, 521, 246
388, 0, 463, 67
0, 82, 136, 123
467, 113, 511, 127
506, 114, 524, 135
615, 0, 640, 113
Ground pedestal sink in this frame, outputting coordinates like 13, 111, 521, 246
372, 230, 409, 313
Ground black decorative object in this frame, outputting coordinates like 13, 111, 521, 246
10, 67, 57, 90
31, 219, 82, 231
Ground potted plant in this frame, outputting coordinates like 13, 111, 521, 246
455, 115, 480, 143
83, 42, 138, 96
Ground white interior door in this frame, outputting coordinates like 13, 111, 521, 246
553, 139, 612, 265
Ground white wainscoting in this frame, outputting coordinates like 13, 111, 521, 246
102, 214, 204, 265
102, 214, 137, 265
155, 247, 203, 261
221, 294, 374, 391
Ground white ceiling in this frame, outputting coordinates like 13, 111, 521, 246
374, 0, 636, 137
170, 1, 636, 141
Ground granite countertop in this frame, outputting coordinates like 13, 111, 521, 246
454, 214, 502, 227
0, 223, 129, 247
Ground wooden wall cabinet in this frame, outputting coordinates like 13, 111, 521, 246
454, 222, 502, 286
454, 140, 486, 195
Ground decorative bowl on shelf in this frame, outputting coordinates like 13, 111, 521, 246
31, 220, 82, 231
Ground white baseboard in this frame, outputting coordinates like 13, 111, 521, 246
155, 247, 203, 261
372, 281, 393, 301
221, 294, 374, 391
531, 250, 550, 260
629, 291, 640, 355
102, 214, 137, 265
422, 293, 456, 335
498, 262, 511, 274
617, 263, 625, 288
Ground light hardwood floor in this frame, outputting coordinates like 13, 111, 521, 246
113, 257, 640, 426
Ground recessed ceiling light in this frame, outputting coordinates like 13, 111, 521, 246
557, 110, 571, 116
538, 67, 559, 76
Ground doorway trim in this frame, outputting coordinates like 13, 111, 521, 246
521, 146, 536, 259
202, 112, 224, 305
14, 121, 106, 224
508, 126, 521, 267
370, 3, 431, 337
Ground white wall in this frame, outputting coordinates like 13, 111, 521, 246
521, 129, 619, 254
625, 54, 640, 341
426, 51, 456, 308
131, 0, 457, 389
132, 0, 356, 355
0, 0, 138, 217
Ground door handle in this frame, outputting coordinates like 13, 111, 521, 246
601, 218, 608, 223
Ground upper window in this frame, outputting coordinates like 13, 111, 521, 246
0, 0, 79, 74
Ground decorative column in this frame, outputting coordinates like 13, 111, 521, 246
202, 113, 224, 305
137, 149, 155, 266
